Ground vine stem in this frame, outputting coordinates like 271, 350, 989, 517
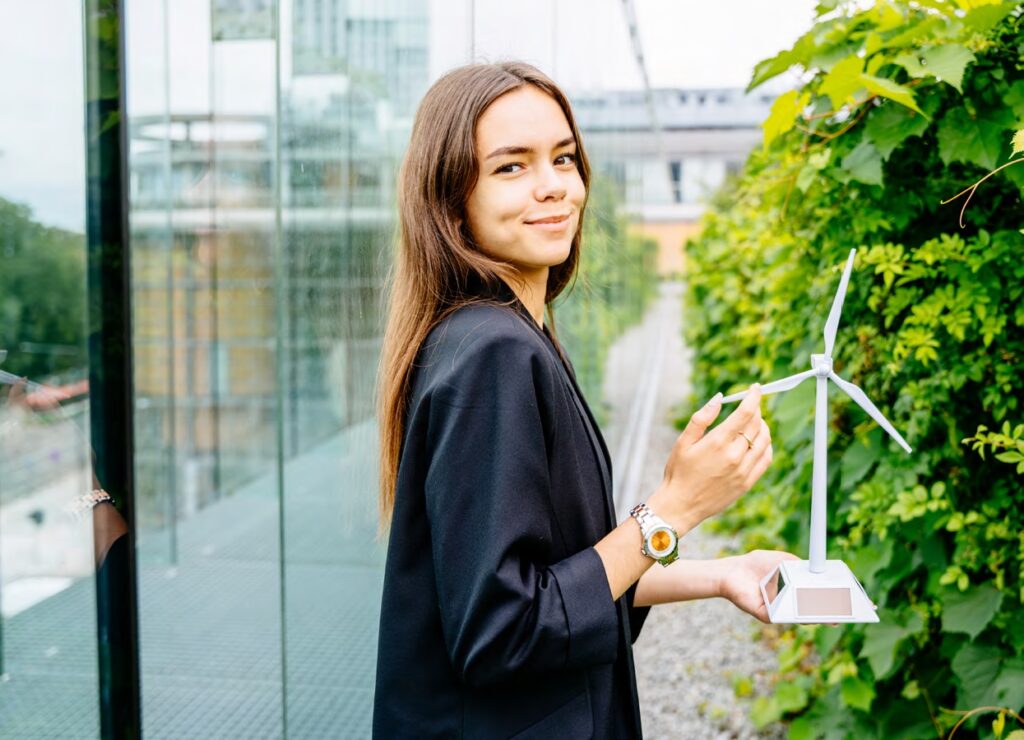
943, 705, 1023, 739
796, 103, 873, 142
940, 157, 1024, 228
919, 685, 942, 738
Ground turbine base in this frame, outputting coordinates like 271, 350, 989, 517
759, 559, 879, 624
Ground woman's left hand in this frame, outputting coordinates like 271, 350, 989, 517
717, 550, 799, 623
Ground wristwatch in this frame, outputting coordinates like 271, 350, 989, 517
629, 502, 680, 567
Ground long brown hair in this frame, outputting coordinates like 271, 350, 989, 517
376, 61, 591, 531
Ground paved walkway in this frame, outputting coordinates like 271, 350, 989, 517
606, 281, 785, 739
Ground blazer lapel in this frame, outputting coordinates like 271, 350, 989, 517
484, 281, 616, 525
550, 348, 615, 525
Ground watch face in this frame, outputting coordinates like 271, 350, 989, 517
648, 527, 676, 557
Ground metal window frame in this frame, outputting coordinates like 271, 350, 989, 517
83, 0, 142, 737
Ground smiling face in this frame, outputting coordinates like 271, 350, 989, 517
464, 85, 586, 282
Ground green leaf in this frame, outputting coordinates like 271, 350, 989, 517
993, 659, 1024, 711
953, 648, 1024, 710
821, 56, 866, 109
865, 103, 930, 159
775, 680, 810, 713
938, 106, 1009, 170
920, 44, 975, 92
763, 90, 810, 149
788, 716, 816, 740
840, 676, 875, 712
749, 34, 814, 91
894, 44, 975, 92
840, 140, 884, 186
861, 74, 925, 117
751, 696, 781, 729
860, 611, 923, 679
952, 643, 1002, 708
942, 584, 1003, 638
962, 2, 1016, 33
846, 536, 894, 589
841, 434, 879, 486
796, 164, 818, 192
1011, 130, 1024, 159
1007, 82, 1024, 119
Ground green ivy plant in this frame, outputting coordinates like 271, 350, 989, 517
683, 1, 1024, 737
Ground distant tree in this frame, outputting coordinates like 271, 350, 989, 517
0, 196, 86, 380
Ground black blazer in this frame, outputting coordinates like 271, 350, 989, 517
373, 284, 650, 739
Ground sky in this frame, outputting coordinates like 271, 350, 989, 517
635, 0, 817, 89
0, 0, 818, 232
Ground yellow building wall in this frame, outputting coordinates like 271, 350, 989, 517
631, 221, 704, 277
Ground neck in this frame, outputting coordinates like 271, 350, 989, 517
504, 268, 548, 329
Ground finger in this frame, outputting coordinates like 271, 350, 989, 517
718, 383, 762, 435
743, 440, 774, 488
738, 420, 771, 474
741, 441, 773, 488
740, 407, 767, 448
677, 393, 723, 448
733, 417, 769, 459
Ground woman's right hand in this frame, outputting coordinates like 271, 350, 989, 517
649, 385, 772, 534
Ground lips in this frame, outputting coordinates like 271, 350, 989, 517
525, 213, 571, 225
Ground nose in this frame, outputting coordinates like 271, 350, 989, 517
533, 163, 566, 202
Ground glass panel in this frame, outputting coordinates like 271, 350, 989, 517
0, 3, 99, 737
279, 0, 430, 734
127, 0, 284, 735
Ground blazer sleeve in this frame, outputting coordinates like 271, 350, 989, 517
626, 582, 651, 643
559, 345, 652, 645
423, 328, 620, 688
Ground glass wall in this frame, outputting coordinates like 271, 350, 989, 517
1, 0, 661, 735
0, 2, 99, 737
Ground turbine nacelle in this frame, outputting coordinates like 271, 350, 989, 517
810, 354, 832, 377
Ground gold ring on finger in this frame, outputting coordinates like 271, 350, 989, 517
738, 431, 754, 450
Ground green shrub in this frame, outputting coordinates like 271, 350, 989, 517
0, 197, 87, 380
684, 2, 1024, 737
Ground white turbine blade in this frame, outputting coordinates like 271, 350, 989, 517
823, 249, 857, 356
828, 372, 912, 453
720, 370, 815, 403
761, 369, 817, 396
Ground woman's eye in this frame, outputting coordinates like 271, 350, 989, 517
556, 153, 576, 166
495, 162, 523, 174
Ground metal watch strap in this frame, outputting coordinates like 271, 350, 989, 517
629, 502, 661, 537
629, 501, 679, 567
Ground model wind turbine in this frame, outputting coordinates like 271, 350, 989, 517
720, 249, 912, 624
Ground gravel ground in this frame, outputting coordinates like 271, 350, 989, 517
602, 281, 787, 740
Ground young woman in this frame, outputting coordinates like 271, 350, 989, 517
374, 61, 791, 739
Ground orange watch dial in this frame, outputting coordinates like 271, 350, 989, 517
651, 530, 672, 552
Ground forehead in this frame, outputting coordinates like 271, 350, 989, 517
475, 85, 573, 153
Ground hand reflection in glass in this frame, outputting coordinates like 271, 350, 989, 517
2, 361, 128, 570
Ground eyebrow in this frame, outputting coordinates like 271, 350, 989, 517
484, 136, 576, 160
